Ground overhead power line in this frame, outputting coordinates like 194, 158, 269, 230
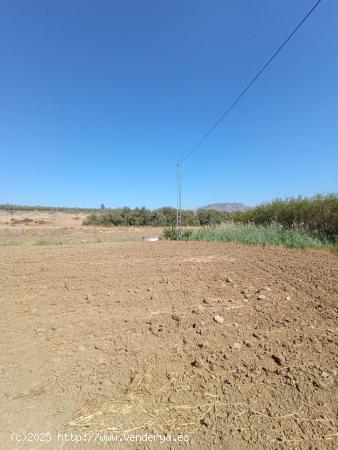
178, 0, 324, 165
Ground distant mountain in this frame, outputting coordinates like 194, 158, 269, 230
197, 203, 251, 212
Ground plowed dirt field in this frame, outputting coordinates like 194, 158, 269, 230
1, 213, 337, 449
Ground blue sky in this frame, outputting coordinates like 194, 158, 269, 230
0, 0, 337, 209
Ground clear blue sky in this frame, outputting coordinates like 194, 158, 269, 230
0, 0, 337, 209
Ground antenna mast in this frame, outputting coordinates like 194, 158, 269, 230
176, 163, 182, 239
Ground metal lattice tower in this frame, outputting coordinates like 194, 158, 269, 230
176, 163, 182, 239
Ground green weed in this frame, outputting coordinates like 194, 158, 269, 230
186, 224, 326, 249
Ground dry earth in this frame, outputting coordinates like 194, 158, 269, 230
0, 212, 337, 450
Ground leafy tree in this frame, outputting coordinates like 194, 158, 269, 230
196, 209, 227, 226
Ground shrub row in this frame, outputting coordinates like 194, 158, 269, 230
233, 194, 338, 242
83, 207, 229, 227
0, 204, 97, 213
184, 223, 326, 249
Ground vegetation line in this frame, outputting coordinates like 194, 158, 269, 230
173, 224, 328, 249
1, 194, 337, 246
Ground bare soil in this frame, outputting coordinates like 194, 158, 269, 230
0, 213, 337, 449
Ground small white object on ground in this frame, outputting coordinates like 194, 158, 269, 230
214, 315, 224, 324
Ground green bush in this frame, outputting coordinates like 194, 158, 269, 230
197, 209, 229, 226
83, 207, 203, 227
36, 239, 64, 246
83, 207, 153, 226
151, 207, 177, 226
162, 227, 194, 240
188, 224, 326, 249
162, 226, 177, 240
233, 194, 338, 242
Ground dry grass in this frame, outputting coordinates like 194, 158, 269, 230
68, 375, 209, 434
68, 374, 337, 444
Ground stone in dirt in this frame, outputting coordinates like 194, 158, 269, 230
200, 417, 210, 427
272, 354, 285, 366
214, 315, 225, 324
257, 294, 267, 300
285, 296, 291, 301
193, 305, 205, 314
192, 358, 205, 368
167, 371, 179, 380
143, 373, 153, 384
97, 355, 105, 365
233, 342, 242, 350
102, 379, 112, 390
